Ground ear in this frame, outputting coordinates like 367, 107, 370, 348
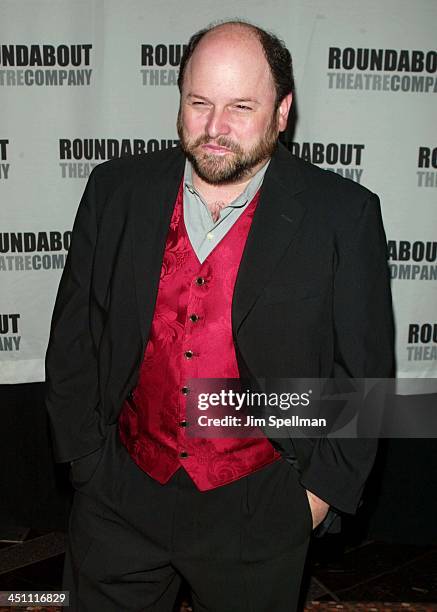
277, 93, 292, 132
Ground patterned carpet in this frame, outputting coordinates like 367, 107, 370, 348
1, 604, 437, 611
305, 603, 437, 611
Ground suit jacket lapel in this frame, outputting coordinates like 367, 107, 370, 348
232, 143, 307, 335
131, 147, 185, 344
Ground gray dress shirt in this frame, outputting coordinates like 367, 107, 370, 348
183, 160, 270, 263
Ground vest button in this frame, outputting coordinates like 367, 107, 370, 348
181, 386, 190, 395
180, 451, 189, 458
179, 420, 188, 427
189, 314, 199, 322
195, 277, 206, 285
184, 350, 194, 359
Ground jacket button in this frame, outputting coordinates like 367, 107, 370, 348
195, 277, 205, 285
184, 350, 193, 359
180, 451, 189, 458
181, 387, 190, 395
189, 314, 199, 322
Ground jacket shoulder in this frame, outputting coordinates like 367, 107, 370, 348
281, 144, 374, 203
275, 144, 380, 233
89, 146, 184, 191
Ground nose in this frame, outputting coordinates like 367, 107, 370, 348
205, 107, 231, 139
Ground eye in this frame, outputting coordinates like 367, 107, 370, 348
234, 104, 252, 111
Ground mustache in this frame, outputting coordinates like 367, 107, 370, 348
192, 135, 242, 153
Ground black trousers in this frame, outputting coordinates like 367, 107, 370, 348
64, 424, 313, 611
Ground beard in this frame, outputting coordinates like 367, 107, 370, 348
177, 111, 278, 185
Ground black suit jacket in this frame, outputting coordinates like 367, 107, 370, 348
45, 143, 394, 515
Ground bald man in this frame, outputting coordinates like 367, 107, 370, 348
46, 20, 394, 612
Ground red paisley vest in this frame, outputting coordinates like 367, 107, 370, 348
118, 183, 279, 490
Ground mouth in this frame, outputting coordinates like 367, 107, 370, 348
200, 143, 233, 155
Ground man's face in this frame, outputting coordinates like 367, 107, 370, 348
177, 26, 291, 185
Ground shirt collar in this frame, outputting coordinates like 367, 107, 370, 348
183, 158, 270, 211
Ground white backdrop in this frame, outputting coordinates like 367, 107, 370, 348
1, 0, 436, 383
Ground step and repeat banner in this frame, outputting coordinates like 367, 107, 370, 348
0, 0, 436, 383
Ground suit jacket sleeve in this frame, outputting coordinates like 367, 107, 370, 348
299, 193, 394, 515
45, 168, 105, 463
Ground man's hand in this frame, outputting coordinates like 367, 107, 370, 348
306, 490, 330, 529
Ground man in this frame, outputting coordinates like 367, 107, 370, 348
46, 20, 394, 612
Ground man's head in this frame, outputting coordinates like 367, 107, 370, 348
177, 20, 294, 185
